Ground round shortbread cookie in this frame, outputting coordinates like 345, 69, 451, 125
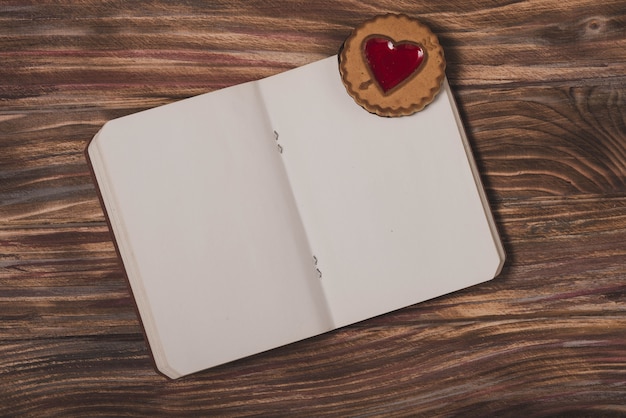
339, 14, 446, 117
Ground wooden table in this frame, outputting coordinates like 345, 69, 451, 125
2, 1, 625, 415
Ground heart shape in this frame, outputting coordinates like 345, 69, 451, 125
363, 37, 425, 93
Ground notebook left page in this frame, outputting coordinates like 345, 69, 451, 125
88, 81, 333, 378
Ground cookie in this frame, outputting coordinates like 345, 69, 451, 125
339, 14, 446, 117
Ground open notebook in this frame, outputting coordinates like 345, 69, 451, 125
87, 56, 505, 379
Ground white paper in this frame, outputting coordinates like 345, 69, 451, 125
259, 58, 503, 327
88, 56, 504, 378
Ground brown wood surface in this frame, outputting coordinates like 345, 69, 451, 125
1, 0, 625, 416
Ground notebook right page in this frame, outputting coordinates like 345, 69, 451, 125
258, 56, 504, 328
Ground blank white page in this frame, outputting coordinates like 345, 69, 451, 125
258, 57, 504, 327
89, 81, 332, 378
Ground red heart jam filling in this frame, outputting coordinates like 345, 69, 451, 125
364, 37, 424, 93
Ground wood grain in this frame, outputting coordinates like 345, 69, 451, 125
1, 0, 626, 416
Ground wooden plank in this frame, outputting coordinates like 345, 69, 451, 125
2, 83, 624, 225
1, 0, 625, 414
458, 84, 626, 200
1, 198, 625, 415
0, 224, 140, 340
